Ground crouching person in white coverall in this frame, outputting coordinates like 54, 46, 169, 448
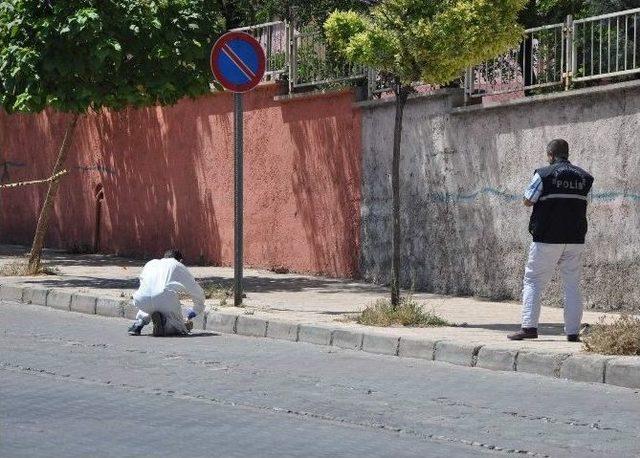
508, 139, 594, 343
127, 249, 205, 337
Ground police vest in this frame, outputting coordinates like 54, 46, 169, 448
529, 159, 594, 244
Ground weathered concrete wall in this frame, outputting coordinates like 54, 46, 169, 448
360, 83, 640, 312
0, 85, 361, 277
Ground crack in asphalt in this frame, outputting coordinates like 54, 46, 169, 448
432, 397, 625, 434
1, 362, 547, 457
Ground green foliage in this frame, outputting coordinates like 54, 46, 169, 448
0, 0, 225, 114
325, 0, 527, 86
585, 0, 640, 15
521, 0, 640, 28
255, 0, 368, 25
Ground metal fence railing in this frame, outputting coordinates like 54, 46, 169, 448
466, 22, 567, 99
465, 7, 640, 101
232, 21, 289, 81
226, 7, 640, 102
290, 26, 367, 90
572, 8, 640, 82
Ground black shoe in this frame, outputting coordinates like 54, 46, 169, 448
567, 334, 581, 342
151, 312, 166, 337
507, 327, 538, 341
128, 322, 144, 336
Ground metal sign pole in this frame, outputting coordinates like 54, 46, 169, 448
211, 31, 264, 308
233, 92, 244, 306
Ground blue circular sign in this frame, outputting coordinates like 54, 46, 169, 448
211, 32, 266, 93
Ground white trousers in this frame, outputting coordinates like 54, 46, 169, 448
521, 242, 585, 335
133, 291, 188, 335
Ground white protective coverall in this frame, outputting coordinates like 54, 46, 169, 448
132, 258, 205, 335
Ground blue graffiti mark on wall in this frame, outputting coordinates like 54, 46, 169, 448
591, 191, 640, 202
427, 187, 521, 203
427, 187, 640, 203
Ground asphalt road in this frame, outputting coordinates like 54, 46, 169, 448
1, 302, 639, 457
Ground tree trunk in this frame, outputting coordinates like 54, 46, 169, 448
27, 113, 80, 274
391, 85, 410, 309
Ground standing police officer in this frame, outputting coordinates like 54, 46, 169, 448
508, 139, 594, 342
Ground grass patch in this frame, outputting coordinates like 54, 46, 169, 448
355, 297, 450, 328
179, 281, 234, 306
0, 261, 59, 277
583, 314, 640, 356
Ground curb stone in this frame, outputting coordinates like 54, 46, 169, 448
476, 346, 518, 372
23, 288, 49, 306
298, 324, 333, 346
46, 290, 72, 311
7, 285, 640, 391
0, 284, 24, 303
516, 352, 570, 378
71, 294, 97, 315
207, 312, 238, 334
332, 329, 363, 351
605, 357, 640, 389
266, 321, 299, 342
362, 334, 400, 356
96, 298, 126, 318
236, 315, 268, 338
435, 341, 483, 367
123, 301, 138, 320
397, 338, 437, 360
559, 354, 610, 384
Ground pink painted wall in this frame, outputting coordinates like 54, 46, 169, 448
0, 84, 362, 277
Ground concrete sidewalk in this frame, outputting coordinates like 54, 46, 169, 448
1, 245, 638, 390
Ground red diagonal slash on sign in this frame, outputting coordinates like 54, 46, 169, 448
221, 44, 256, 80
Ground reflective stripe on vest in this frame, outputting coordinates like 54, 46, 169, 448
538, 194, 588, 202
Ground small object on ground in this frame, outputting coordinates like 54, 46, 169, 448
127, 322, 144, 336
271, 265, 289, 274
567, 334, 580, 342
185, 320, 194, 333
507, 327, 538, 341
151, 312, 166, 337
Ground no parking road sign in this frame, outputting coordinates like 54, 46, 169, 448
210, 31, 266, 307
210, 32, 266, 93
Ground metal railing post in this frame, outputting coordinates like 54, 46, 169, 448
367, 68, 376, 99
284, 20, 290, 84
464, 67, 472, 104
564, 14, 574, 90
289, 22, 297, 93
